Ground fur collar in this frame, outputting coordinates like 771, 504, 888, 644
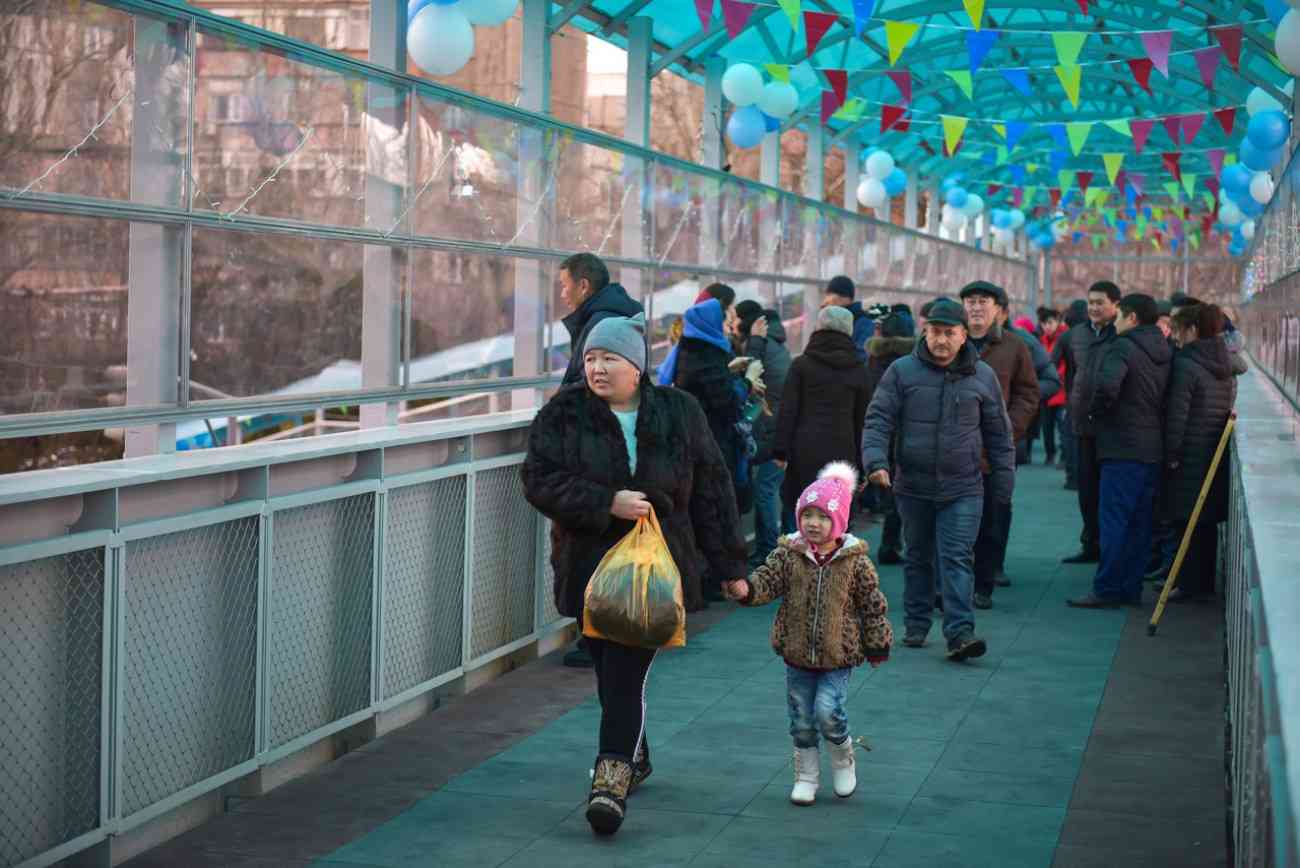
779, 532, 865, 564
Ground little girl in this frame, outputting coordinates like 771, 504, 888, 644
727, 462, 892, 805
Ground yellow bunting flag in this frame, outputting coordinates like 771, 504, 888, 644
1055, 65, 1082, 108
1058, 170, 1076, 190
993, 123, 1007, 139
885, 21, 921, 66
1027, 162, 1040, 174
1103, 153, 1125, 185
1104, 119, 1132, 137
764, 63, 791, 83
777, 0, 801, 30
1225, 154, 1237, 166
945, 70, 975, 100
1052, 32, 1088, 67
942, 114, 969, 153
1182, 173, 1198, 196
1067, 121, 1092, 155
833, 99, 866, 120
963, 0, 985, 30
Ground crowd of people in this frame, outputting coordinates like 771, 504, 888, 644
523, 251, 1240, 836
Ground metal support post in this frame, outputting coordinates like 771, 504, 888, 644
928, 182, 941, 236
621, 16, 652, 311
758, 132, 780, 308
842, 147, 861, 280
802, 125, 824, 350
699, 56, 724, 268
904, 174, 919, 228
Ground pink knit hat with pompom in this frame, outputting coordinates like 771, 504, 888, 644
795, 462, 859, 542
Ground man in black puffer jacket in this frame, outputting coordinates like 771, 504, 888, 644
862, 299, 1014, 662
559, 253, 643, 387
736, 302, 792, 567
1067, 293, 1172, 609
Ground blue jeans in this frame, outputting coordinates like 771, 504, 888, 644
786, 665, 851, 748
896, 494, 983, 640
1094, 460, 1159, 601
750, 461, 785, 568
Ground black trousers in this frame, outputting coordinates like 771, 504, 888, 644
878, 484, 902, 552
588, 637, 656, 761
1041, 405, 1062, 459
1177, 521, 1220, 597
1077, 436, 1101, 552
974, 477, 1009, 596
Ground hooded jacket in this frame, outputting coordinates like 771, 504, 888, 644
970, 324, 1040, 442
773, 329, 872, 511
1163, 338, 1237, 523
862, 339, 1016, 505
1040, 324, 1069, 409
740, 534, 892, 670
1053, 319, 1118, 437
1086, 324, 1173, 464
845, 301, 875, 365
560, 283, 643, 386
521, 380, 747, 616
742, 315, 792, 464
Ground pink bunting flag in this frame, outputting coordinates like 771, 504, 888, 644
1161, 115, 1181, 144
1131, 119, 1155, 155
887, 70, 912, 104
720, 0, 756, 38
1128, 172, 1146, 197
1193, 46, 1222, 90
1140, 31, 1173, 78
1162, 152, 1182, 182
1207, 148, 1226, 177
1013, 189, 1024, 206
695, 0, 714, 29
1211, 25, 1243, 71
1206, 177, 1221, 199
1181, 113, 1206, 146
819, 91, 844, 124
804, 11, 838, 58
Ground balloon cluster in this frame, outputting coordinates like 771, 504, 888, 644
856, 149, 907, 208
1026, 214, 1067, 251
1276, 9, 1300, 76
988, 207, 1026, 249
936, 174, 984, 232
407, 0, 518, 77
723, 63, 800, 149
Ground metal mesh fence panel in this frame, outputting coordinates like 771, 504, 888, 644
0, 549, 103, 868
120, 518, 259, 817
267, 494, 375, 748
470, 465, 538, 659
382, 478, 467, 699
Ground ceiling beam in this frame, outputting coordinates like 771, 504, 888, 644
548, 0, 592, 34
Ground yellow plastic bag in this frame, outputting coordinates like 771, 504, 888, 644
583, 508, 686, 649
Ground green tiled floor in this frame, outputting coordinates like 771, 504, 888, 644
319, 465, 1130, 868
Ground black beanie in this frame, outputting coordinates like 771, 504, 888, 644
826, 275, 855, 300
735, 300, 765, 334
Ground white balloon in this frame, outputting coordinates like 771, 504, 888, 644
858, 178, 888, 209
722, 63, 764, 107
1220, 202, 1245, 226
866, 151, 896, 181
960, 193, 984, 217
462, 0, 518, 26
1008, 209, 1025, 229
758, 81, 799, 119
1242, 220, 1257, 240
1277, 11, 1300, 76
1251, 171, 1276, 204
1247, 86, 1286, 117
408, 5, 475, 77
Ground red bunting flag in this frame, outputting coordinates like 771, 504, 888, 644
820, 91, 844, 124
1076, 0, 1089, 12
695, 0, 714, 29
1208, 148, 1226, 177
1077, 171, 1094, 195
1162, 152, 1182, 182
1127, 58, 1154, 95
1211, 25, 1243, 71
1213, 106, 1237, 135
824, 69, 848, 105
720, 0, 756, 38
987, 183, 1003, 195
1131, 119, 1155, 155
1181, 113, 1206, 145
1013, 189, 1024, 206
881, 104, 908, 132
887, 70, 913, 104
1161, 115, 1181, 144
1049, 188, 1062, 209
804, 11, 838, 58
893, 113, 911, 132
1193, 46, 1222, 90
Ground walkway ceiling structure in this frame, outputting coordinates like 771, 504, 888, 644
564, 1, 1294, 248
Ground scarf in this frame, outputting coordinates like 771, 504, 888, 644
656, 299, 733, 386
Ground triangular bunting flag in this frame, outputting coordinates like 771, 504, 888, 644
945, 70, 975, 100
1131, 119, 1155, 155
942, 115, 969, 154
804, 11, 838, 58
1067, 121, 1092, 155
1104, 119, 1132, 137
988, 183, 1003, 195
776, 0, 800, 29
1140, 31, 1173, 77
1206, 176, 1220, 198
997, 146, 1009, 165
1182, 173, 1198, 197
893, 113, 911, 133
993, 123, 1007, 139
1163, 181, 1181, 201
942, 137, 963, 157
1127, 58, 1154, 94
695, 0, 714, 29
1024, 185, 1038, 204
881, 104, 907, 132
851, 0, 875, 37
1055, 65, 1082, 108
832, 98, 865, 121
1161, 115, 1181, 144
1013, 188, 1024, 206
1058, 170, 1076, 191
887, 70, 912, 104
1092, 234, 1104, 250
966, 29, 999, 75
1128, 173, 1145, 196
1077, 0, 1090, 15
1002, 68, 1032, 97
824, 69, 848, 105
1211, 25, 1242, 71
1050, 188, 1062, 209
1103, 153, 1125, 185
1207, 148, 1226, 177
1161, 151, 1182, 182
1193, 47, 1222, 90
884, 21, 921, 66
721, 0, 756, 38
1027, 163, 1040, 175
1053, 31, 1088, 67
764, 63, 791, 83
963, 0, 985, 30
1005, 120, 1030, 148
819, 91, 844, 124
1213, 107, 1236, 135
1181, 113, 1205, 145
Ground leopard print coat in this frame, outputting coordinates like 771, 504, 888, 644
741, 534, 892, 670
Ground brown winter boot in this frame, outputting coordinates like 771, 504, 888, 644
586, 754, 634, 835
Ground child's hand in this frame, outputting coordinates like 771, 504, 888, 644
726, 579, 750, 601
868, 659, 883, 669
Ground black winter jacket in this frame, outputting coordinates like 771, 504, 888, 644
1008, 325, 1062, 404
742, 316, 792, 464
560, 283, 643, 386
1052, 319, 1117, 437
1163, 338, 1236, 524
863, 336, 916, 471
862, 340, 1015, 505
673, 336, 749, 486
1086, 324, 1173, 464
521, 381, 747, 617
773, 329, 872, 512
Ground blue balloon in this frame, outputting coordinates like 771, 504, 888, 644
946, 186, 969, 208
1229, 242, 1244, 256
726, 105, 767, 149
1222, 163, 1252, 195
1242, 198, 1265, 218
761, 111, 780, 133
1248, 110, 1291, 151
885, 167, 907, 197
1240, 138, 1282, 172
1267, 0, 1289, 26
1036, 232, 1056, 249
992, 210, 1012, 229
409, 0, 457, 18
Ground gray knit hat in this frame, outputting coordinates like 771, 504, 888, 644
584, 312, 648, 372
818, 305, 855, 337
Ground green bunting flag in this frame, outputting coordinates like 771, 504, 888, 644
945, 70, 975, 100
1054, 65, 1082, 109
777, 0, 801, 30
764, 63, 791, 83
1058, 170, 1076, 190
1103, 153, 1125, 185
1163, 181, 1181, 201
963, 0, 985, 30
1052, 31, 1088, 67
885, 21, 921, 65
1182, 173, 1198, 196
1104, 119, 1132, 137
942, 115, 969, 153
1067, 121, 1092, 155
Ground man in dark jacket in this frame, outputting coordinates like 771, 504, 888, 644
862, 299, 1015, 662
1052, 281, 1121, 563
821, 275, 874, 365
959, 281, 1039, 609
1067, 293, 1172, 609
1057, 299, 1090, 489
863, 313, 917, 564
736, 301, 792, 567
559, 253, 643, 387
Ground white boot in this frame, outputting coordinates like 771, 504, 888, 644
827, 738, 857, 798
790, 746, 820, 805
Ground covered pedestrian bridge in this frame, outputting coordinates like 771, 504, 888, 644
1, 1, 1298, 866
